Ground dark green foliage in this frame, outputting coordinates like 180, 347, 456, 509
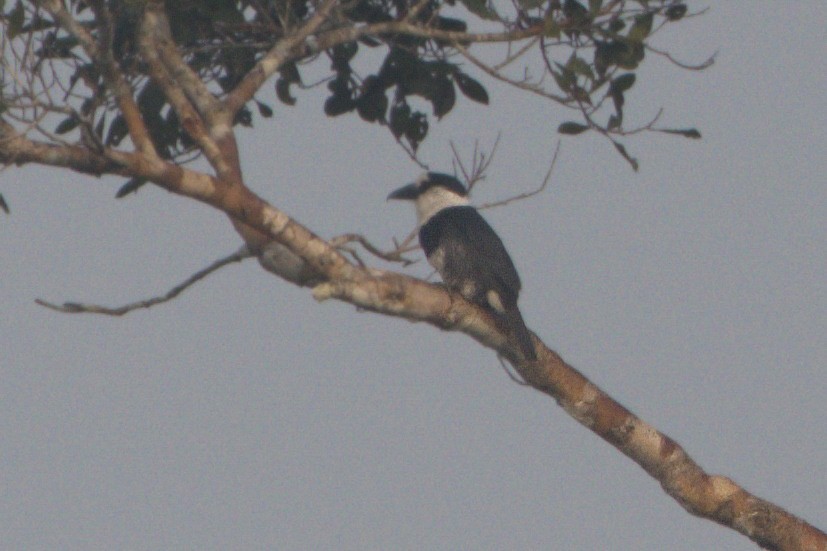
558, 122, 589, 135
276, 79, 296, 106
454, 73, 488, 105
321, 43, 491, 149
612, 140, 638, 171
256, 101, 274, 118
657, 128, 701, 139
55, 115, 80, 135
115, 177, 147, 198
1, 0, 699, 172
665, 3, 687, 21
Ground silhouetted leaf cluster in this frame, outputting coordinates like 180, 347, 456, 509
0, 0, 700, 175
321, 45, 488, 151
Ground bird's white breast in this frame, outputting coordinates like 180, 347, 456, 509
415, 186, 469, 226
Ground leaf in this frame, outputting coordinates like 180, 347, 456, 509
558, 121, 589, 135
658, 127, 701, 139
552, 65, 576, 92
608, 18, 625, 32
330, 43, 357, 73
588, 0, 603, 14
543, 15, 561, 39
235, 106, 252, 127
612, 140, 639, 171
454, 72, 489, 104
431, 77, 456, 119
275, 78, 296, 106
356, 76, 388, 122
7, 1, 24, 39
435, 16, 467, 32
389, 101, 411, 138
566, 54, 594, 80
105, 116, 128, 146
255, 100, 273, 118
115, 178, 147, 199
458, 0, 498, 20
279, 61, 302, 84
627, 12, 654, 42
55, 116, 80, 135
324, 93, 355, 117
665, 4, 687, 21
563, 0, 589, 19
404, 112, 428, 151
0, 193, 9, 214
610, 73, 636, 93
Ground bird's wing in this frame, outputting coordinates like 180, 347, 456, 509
419, 206, 522, 303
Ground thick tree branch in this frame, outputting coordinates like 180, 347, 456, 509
224, 0, 338, 117
3, 4, 824, 549
44, 1, 157, 157
5, 117, 826, 547
311, 270, 827, 551
0, 120, 123, 174
139, 1, 270, 252
136, 167, 827, 551
141, 2, 226, 128
137, 10, 232, 181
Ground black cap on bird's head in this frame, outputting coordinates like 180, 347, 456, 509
387, 172, 468, 201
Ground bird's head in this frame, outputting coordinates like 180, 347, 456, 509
387, 172, 470, 225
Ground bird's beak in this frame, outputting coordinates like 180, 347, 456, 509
387, 183, 419, 201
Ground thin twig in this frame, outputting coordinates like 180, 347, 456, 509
35, 248, 253, 316
330, 233, 418, 265
450, 133, 501, 192
647, 44, 716, 71
479, 140, 560, 209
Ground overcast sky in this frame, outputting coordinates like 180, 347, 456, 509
1, 3, 825, 550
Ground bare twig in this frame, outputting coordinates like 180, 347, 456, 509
392, 132, 430, 170
647, 44, 717, 71
455, 42, 571, 105
479, 140, 560, 209
330, 233, 418, 265
35, 248, 253, 316
450, 133, 501, 192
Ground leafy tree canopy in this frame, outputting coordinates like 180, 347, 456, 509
1, 0, 702, 182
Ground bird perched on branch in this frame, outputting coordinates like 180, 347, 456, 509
388, 172, 536, 360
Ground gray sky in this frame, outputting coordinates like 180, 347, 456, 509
2, 3, 825, 550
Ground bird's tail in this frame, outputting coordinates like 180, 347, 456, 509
502, 305, 536, 360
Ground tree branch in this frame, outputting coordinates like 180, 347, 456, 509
145, 161, 827, 550
478, 140, 559, 209
6, 110, 826, 547
35, 247, 253, 316
310, 270, 827, 551
0, 120, 123, 175
137, 8, 233, 181
141, 1, 226, 128
224, 0, 339, 117
44, 1, 157, 157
